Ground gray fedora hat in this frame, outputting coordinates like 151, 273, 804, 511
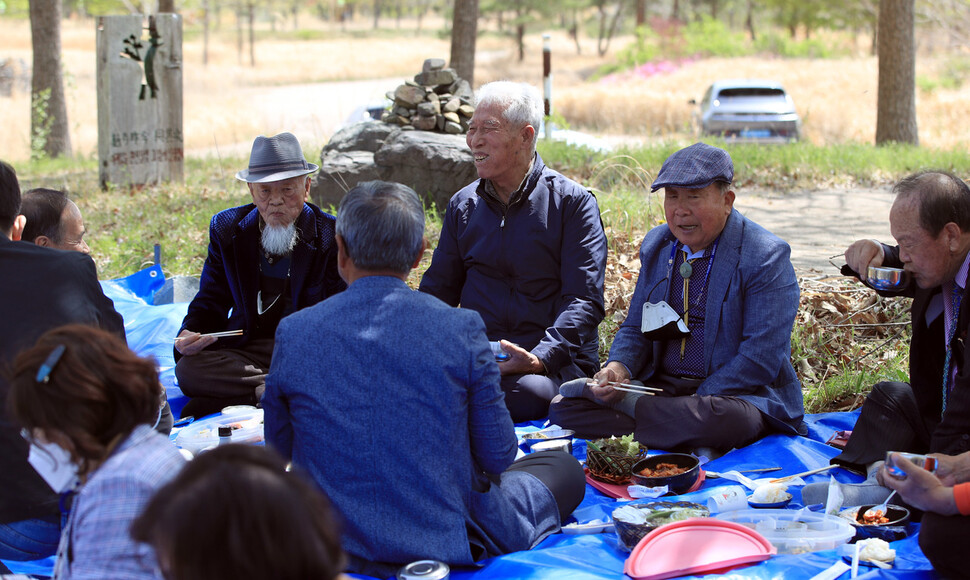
235, 132, 319, 183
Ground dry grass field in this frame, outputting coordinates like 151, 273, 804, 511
0, 15, 968, 163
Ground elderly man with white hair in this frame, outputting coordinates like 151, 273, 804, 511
174, 133, 346, 418
419, 81, 608, 423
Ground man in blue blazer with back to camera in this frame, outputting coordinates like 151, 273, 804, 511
262, 180, 585, 578
551, 143, 806, 455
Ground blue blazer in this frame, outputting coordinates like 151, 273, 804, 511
609, 209, 806, 435
262, 277, 559, 576
177, 203, 345, 355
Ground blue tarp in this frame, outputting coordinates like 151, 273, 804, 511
2, 268, 941, 579
99, 265, 190, 418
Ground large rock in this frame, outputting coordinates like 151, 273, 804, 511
312, 121, 477, 212
375, 130, 478, 210
323, 121, 396, 153
313, 150, 384, 210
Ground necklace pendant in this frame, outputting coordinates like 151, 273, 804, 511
679, 261, 693, 278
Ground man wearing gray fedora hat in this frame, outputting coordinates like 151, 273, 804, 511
174, 132, 346, 419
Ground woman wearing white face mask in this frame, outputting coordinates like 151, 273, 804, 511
8, 324, 185, 580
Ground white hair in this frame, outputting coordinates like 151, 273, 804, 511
475, 81, 544, 151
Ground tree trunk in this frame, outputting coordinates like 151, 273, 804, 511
449, 0, 478, 87
870, 13, 879, 56
711, 0, 718, 19
236, 2, 243, 64
745, 0, 756, 40
671, 0, 679, 20
29, 0, 72, 158
203, 0, 210, 65
597, 0, 624, 57
569, 8, 581, 54
373, 0, 381, 29
636, 0, 645, 26
517, 22, 525, 61
158, 0, 175, 12
248, 1, 255, 67
876, 0, 918, 145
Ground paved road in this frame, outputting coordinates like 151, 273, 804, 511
735, 187, 895, 274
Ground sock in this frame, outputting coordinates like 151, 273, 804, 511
559, 377, 592, 399
613, 392, 643, 418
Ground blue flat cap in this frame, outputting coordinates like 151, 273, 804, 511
650, 142, 734, 192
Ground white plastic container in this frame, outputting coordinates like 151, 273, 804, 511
174, 409, 264, 455
714, 509, 854, 554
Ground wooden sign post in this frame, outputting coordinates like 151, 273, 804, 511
97, 14, 183, 188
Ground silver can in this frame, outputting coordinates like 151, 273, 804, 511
397, 560, 450, 580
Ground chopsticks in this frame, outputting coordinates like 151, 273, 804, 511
588, 380, 664, 396
706, 467, 783, 479
610, 384, 658, 396
769, 464, 837, 483
174, 329, 244, 341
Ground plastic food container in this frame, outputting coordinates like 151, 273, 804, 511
613, 501, 710, 552
174, 409, 265, 455
521, 429, 574, 449
714, 509, 854, 554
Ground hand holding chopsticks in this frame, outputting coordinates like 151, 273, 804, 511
587, 379, 663, 396
174, 329, 244, 356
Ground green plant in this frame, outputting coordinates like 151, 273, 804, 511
919, 56, 970, 94
753, 31, 841, 58
682, 16, 751, 58
30, 88, 53, 161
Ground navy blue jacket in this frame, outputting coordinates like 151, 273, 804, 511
178, 203, 345, 355
419, 155, 607, 380
263, 277, 559, 576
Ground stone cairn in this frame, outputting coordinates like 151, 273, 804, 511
381, 58, 475, 135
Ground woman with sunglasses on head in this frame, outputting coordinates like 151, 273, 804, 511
7, 324, 185, 579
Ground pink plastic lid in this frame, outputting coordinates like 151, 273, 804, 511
624, 518, 776, 580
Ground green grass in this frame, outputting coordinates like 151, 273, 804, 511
12, 139, 926, 411
609, 141, 970, 190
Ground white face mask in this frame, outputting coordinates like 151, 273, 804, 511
25, 433, 80, 494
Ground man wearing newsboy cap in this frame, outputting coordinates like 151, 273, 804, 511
174, 133, 346, 418
550, 142, 806, 454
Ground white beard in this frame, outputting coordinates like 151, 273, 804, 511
261, 222, 298, 256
